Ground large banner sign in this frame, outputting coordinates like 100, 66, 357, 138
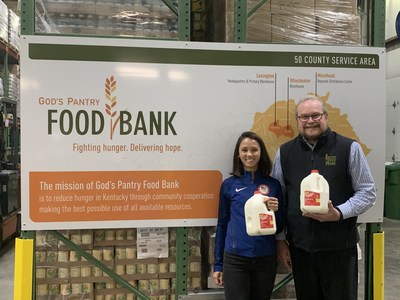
20, 36, 386, 230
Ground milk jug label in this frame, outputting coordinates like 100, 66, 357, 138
300, 169, 329, 214
259, 213, 274, 228
304, 191, 321, 206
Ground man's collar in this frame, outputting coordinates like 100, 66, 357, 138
299, 128, 331, 147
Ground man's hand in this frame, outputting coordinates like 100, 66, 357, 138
302, 200, 341, 222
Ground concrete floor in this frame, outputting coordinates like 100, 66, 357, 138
0, 239, 16, 299
1, 218, 399, 299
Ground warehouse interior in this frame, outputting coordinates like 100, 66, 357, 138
1, 0, 400, 299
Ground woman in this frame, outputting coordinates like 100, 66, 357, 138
213, 131, 284, 300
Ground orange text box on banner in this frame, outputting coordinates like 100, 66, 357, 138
30, 170, 222, 222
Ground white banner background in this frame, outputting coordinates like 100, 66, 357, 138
20, 36, 386, 229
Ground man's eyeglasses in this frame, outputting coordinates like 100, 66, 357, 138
297, 113, 325, 122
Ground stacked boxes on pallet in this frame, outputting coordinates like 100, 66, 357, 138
36, 0, 360, 44
7, 8, 19, 52
0, 0, 19, 51
34, 227, 203, 300
0, 0, 20, 115
36, 0, 178, 39
0, 0, 8, 44
206, 0, 361, 45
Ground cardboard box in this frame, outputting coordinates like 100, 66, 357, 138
43, 0, 96, 15
272, 14, 318, 44
247, 0, 272, 42
315, 0, 358, 15
206, 0, 270, 42
317, 14, 361, 44
248, 12, 272, 43
271, 0, 315, 14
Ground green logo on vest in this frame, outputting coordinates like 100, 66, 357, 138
325, 154, 336, 166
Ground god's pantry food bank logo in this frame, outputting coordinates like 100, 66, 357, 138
30, 75, 221, 226
42, 76, 181, 154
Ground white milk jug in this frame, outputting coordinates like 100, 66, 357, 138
244, 191, 276, 236
300, 170, 329, 213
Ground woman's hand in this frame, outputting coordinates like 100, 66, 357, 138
277, 240, 292, 270
264, 196, 279, 212
213, 271, 224, 286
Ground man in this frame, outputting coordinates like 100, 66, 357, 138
272, 96, 376, 300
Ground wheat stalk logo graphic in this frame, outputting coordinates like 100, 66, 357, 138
105, 76, 120, 139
